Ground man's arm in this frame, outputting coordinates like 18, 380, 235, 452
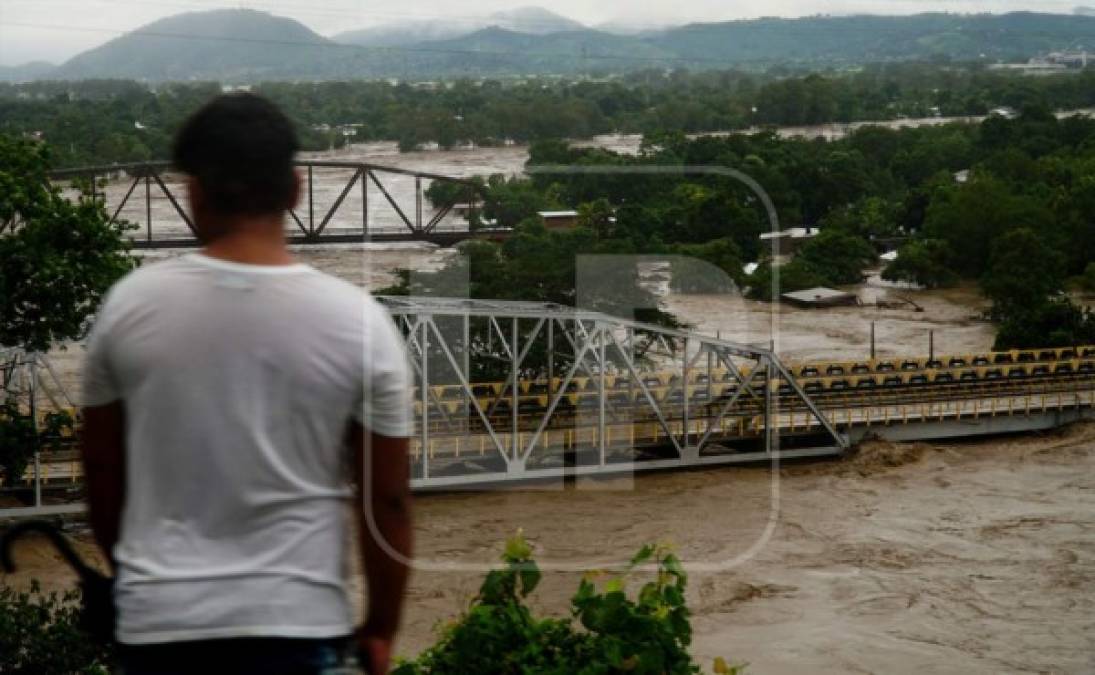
350, 422, 413, 673
81, 401, 126, 569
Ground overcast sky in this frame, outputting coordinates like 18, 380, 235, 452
0, 0, 1081, 66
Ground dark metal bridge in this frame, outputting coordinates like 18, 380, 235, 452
48, 160, 507, 248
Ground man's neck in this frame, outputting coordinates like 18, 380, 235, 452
200, 217, 294, 266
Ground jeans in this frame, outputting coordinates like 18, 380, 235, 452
118, 636, 357, 675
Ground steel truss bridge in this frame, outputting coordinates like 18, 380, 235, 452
383, 298, 1095, 489
2, 298, 1094, 516
36, 160, 502, 248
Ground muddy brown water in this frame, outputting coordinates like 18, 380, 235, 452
5, 425, 1094, 673
22, 135, 1088, 672
19, 246, 1079, 673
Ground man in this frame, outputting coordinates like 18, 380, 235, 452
81, 93, 413, 674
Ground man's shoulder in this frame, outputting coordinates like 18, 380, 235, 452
102, 256, 190, 304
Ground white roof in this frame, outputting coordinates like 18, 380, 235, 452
538, 210, 579, 218
760, 227, 819, 240
880, 250, 899, 262
781, 287, 857, 303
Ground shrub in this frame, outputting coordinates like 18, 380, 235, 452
881, 238, 959, 289
0, 398, 73, 487
0, 580, 114, 674
1079, 262, 1095, 294
394, 533, 744, 675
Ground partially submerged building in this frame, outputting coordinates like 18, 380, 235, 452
781, 286, 859, 308
538, 210, 580, 229
759, 226, 820, 255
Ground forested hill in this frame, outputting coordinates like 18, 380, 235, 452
651, 12, 1095, 64
53, 9, 337, 81
32, 9, 1095, 82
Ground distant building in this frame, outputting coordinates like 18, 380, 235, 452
759, 226, 820, 254
988, 62, 1069, 75
538, 210, 580, 229
1045, 51, 1089, 68
781, 287, 859, 308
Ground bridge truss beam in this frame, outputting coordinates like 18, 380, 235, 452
48, 160, 489, 248
380, 297, 850, 489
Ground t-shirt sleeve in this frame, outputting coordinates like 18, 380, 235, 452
355, 303, 414, 438
82, 294, 122, 407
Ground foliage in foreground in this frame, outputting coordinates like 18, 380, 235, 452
394, 534, 743, 675
0, 133, 136, 353
0, 398, 73, 486
0, 580, 113, 675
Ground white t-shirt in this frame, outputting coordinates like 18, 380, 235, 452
82, 252, 413, 645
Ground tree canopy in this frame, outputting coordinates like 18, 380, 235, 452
0, 135, 136, 353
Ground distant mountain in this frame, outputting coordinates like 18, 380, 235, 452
648, 12, 1095, 64
54, 9, 337, 80
0, 61, 56, 82
333, 6, 584, 47
42, 9, 1095, 82
390, 26, 672, 75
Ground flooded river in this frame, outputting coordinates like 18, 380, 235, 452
16, 121, 1091, 673
9, 423, 1094, 673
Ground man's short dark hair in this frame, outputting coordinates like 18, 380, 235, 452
172, 93, 299, 216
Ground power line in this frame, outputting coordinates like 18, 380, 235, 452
3, 0, 646, 35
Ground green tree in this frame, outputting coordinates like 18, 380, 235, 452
0, 581, 114, 674
795, 229, 877, 286
482, 175, 558, 229
577, 198, 616, 239
993, 299, 1095, 350
0, 135, 136, 352
921, 176, 1054, 278
980, 227, 1064, 322
394, 535, 739, 675
669, 238, 745, 293
746, 260, 828, 301
881, 238, 959, 289
0, 135, 134, 485
1079, 262, 1095, 294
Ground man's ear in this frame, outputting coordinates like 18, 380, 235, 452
288, 169, 303, 211
184, 176, 205, 217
